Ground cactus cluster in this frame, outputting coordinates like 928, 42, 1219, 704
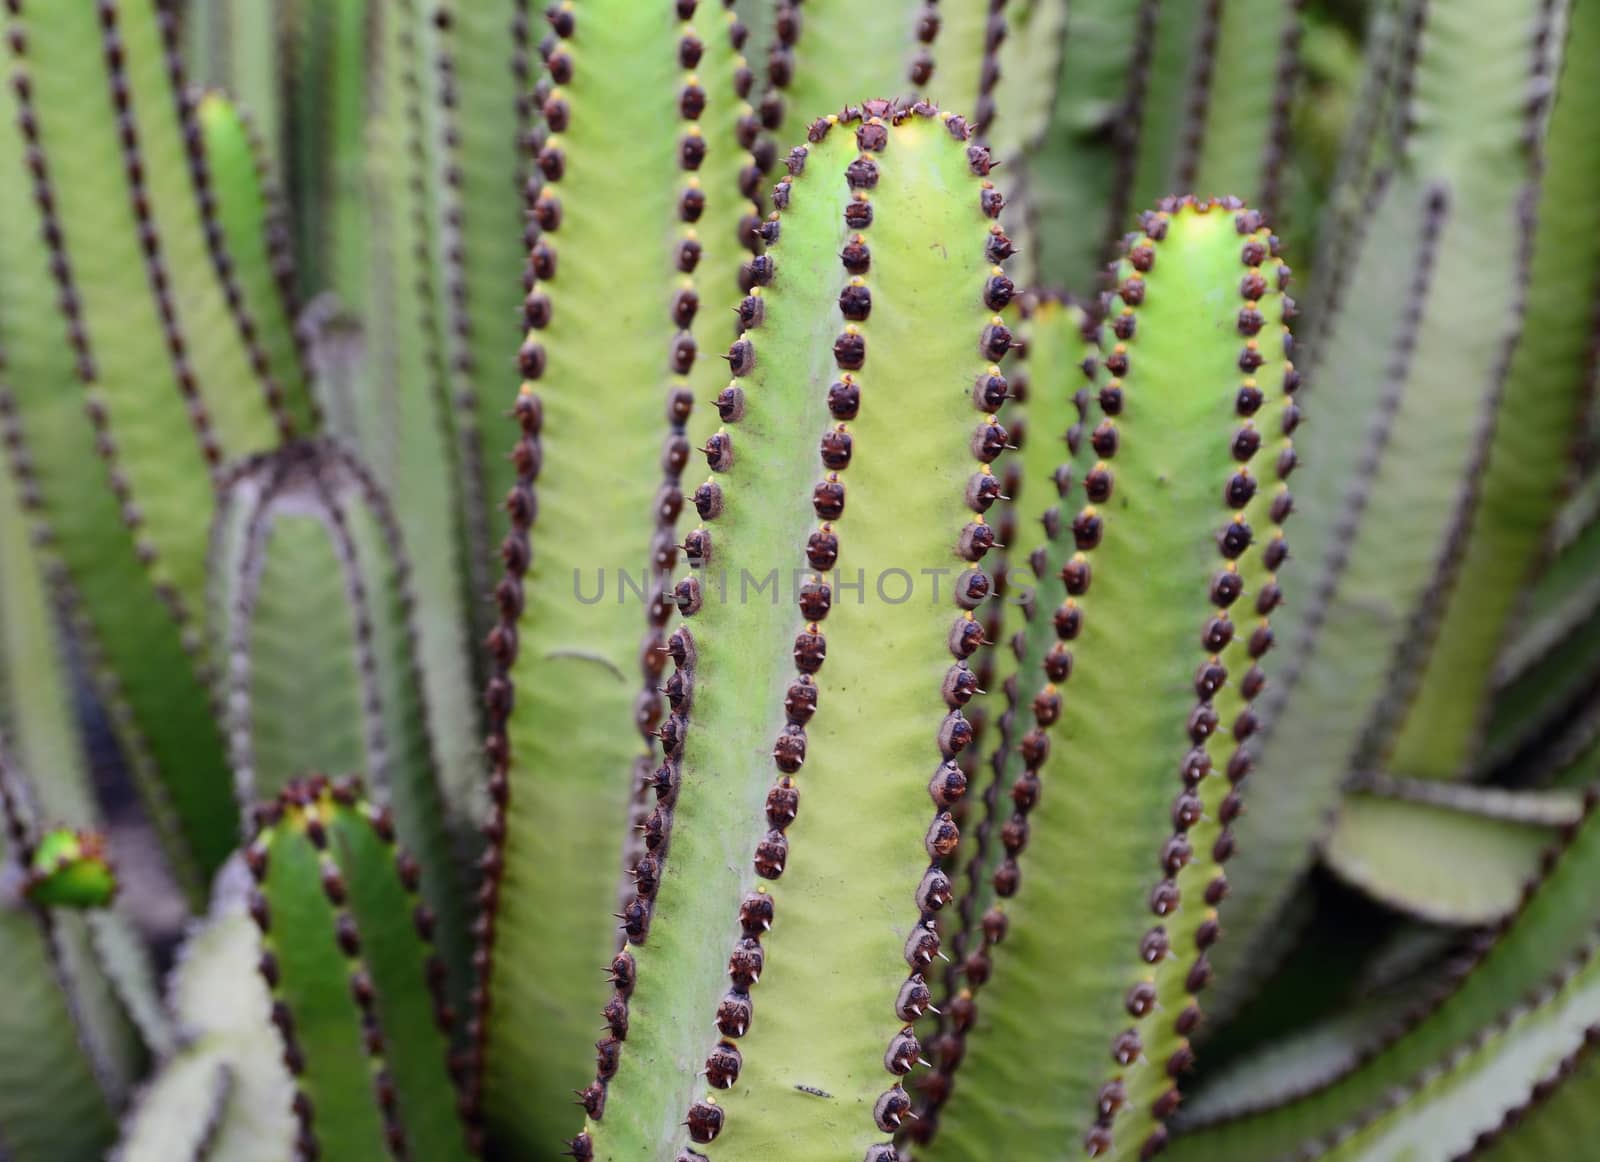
0, 1, 1596, 1161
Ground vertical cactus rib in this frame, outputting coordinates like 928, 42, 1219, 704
916, 293, 1094, 1133
1218, 0, 1565, 1013
928, 200, 1295, 1162
247, 778, 472, 1162
985, 0, 1067, 163
0, 1, 232, 886
470, 5, 761, 1150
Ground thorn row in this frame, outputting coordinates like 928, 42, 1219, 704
872, 105, 1006, 1161
1086, 196, 1296, 1161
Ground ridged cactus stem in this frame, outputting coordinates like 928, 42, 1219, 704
928, 198, 1295, 1162
469, 4, 762, 1149
556, 102, 1017, 1162
245, 778, 471, 1161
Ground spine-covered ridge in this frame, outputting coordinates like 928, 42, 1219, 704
1086, 197, 1296, 1161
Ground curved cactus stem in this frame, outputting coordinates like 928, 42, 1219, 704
247, 778, 471, 1162
768, 1, 999, 148
561, 103, 1016, 1162
0, 0, 268, 885
194, 91, 319, 436
1321, 791, 1571, 927
472, 4, 760, 1147
1217, 0, 1560, 1019
0, 424, 171, 1061
928, 198, 1296, 1162
1164, 788, 1600, 1161
211, 442, 470, 993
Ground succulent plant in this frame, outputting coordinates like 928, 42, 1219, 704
0, 1, 1597, 1161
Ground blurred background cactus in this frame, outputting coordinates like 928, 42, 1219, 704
0, 0, 1595, 1160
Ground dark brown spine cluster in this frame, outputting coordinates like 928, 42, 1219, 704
971, 0, 1007, 137
1084, 196, 1296, 1162
152, 2, 300, 442
3, 0, 212, 677
919, 294, 1088, 1133
868, 104, 1011, 1161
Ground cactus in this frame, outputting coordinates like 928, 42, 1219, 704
0, 2, 1598, 1161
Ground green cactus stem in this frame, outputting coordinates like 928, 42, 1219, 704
210, 440, 470, 993
246, 777, 472, 1161
285, 0, 370, 305
927, 197, 1296, 1162
557, 102, 1017, 1162
470, 4, 761, 1148
1218, 0, 1569, 1017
